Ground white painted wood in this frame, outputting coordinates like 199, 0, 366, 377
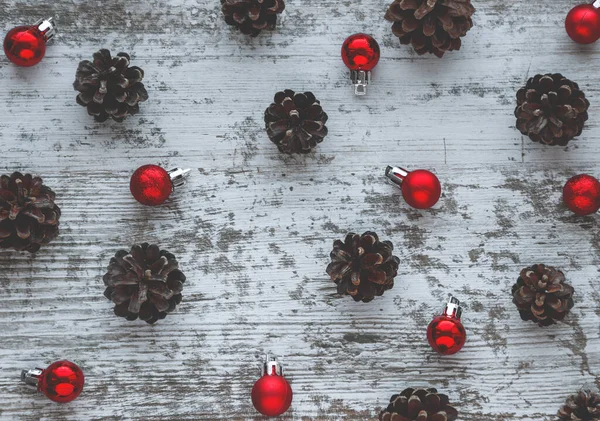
1, 0, 599, 419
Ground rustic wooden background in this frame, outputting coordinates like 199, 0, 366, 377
1, 0, 600, 420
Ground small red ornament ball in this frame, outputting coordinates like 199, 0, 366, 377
130, 165, 173, 206
427, 315, 466, 355
39, 360, 85, 403
563, 174, 600, 216
3, 25, 47, 67
341, 33, 380, 71
401, 170, 441, 209
251, 373, 293, 417
565, 4, 600, 44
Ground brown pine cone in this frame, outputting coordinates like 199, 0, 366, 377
74, 49, 149, 123
511, 264, 574, 327
384, 0, 475, 58
0, 172, 60, 253
326, 232, 400, 303
264, 90, 329, 154
558, 390, 600, 420
221, 0, 285, 36
379, 387, 458, 421
103, 243, 186, 324
515, 73, 589, 146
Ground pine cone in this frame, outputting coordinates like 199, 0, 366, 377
384, 0, 475, 58
102, 243, 186, 324
379, 387, 458, 421
326, 232, 400, 303
558, 390, 600, 420
221, 0, 285, 36
511, 264, 574, 326
0, 172, 60, 253
515, 73, 590, 146
74, 49, 149, 123
264, 90, 328, 154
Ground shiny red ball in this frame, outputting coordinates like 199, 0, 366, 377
565, 4, 600, 44
427, 315, 466, 355
341, 33, 380, 71
130, 165, 173, 206
401, 170, 441, 209
3, 25, 46, 67
251, 374, 293, 417
39, 360, 84, 403
563, 174, 600, 216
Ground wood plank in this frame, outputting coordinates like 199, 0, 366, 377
1, 0, 599, 419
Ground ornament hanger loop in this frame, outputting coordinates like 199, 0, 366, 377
385, 165, 409, 186
168, 168, 191, 189
21, 368, 44, 388
443, 295, 463, 319
351, 70, 370, 96
261, 353, 283, 376
35, 17, 57, 42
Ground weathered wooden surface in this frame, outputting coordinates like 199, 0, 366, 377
1, 0, 600, 420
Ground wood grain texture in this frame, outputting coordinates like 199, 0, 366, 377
1, 0, 599, 420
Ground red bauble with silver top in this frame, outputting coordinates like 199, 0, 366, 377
565, 1, 600, 44
3, 17, 56, 66
21, 360, 85, 403
386, 165, 441, 209
251, 356, 293, 417
341, 33, 381, 95
427, 296, 466, 356
130, 165, 190, 206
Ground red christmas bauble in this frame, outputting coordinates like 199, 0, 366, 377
3, 25, 47, 67
565, 4, 600, 44
401, 170, 441, 209
341, 33, 380, 71
427, 315, 466, 355
39, 360, 84, 403
130, 165, 173, 206
251, 373, 293, 417
563, 174, 600, 216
